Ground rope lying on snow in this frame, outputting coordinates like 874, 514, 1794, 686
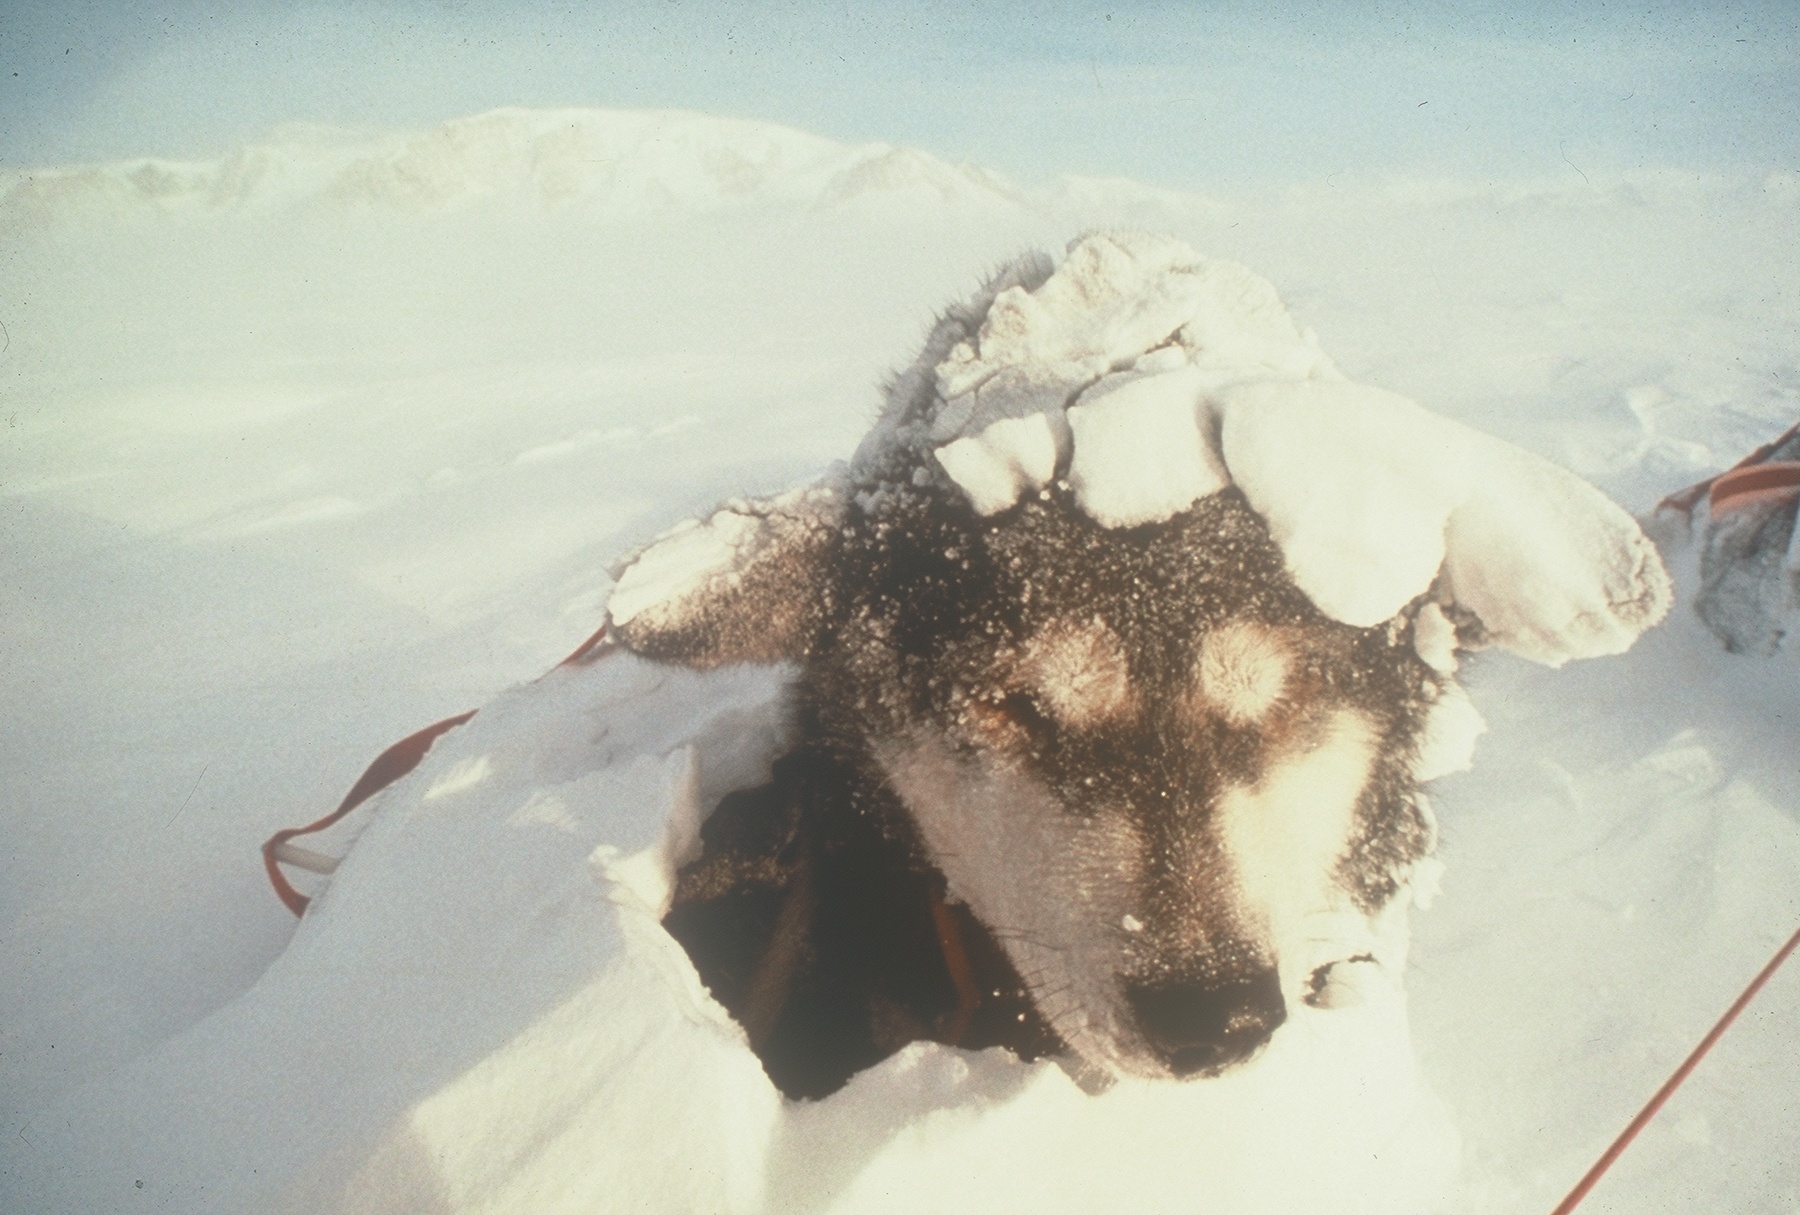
263, 624, 616, 916
262, 711, 479, 915
1549, 922, 1800, 1214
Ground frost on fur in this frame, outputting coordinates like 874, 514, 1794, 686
607, 481, 847, 667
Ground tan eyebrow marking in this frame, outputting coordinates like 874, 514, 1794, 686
1019, 618, 1136, 728
1194, 621, 1291, 726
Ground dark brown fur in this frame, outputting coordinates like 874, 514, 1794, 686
658, 482, 1441, 1097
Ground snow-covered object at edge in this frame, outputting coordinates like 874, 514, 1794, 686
1687, 423, 1800, 655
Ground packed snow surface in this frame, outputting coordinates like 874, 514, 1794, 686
4, 109, 1800, 1214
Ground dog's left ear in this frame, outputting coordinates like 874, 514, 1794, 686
1215, 380, 1673, 667
605, 481, 846, 669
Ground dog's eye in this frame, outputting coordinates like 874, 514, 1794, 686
968, 690, 1058, 749
1000, 691, 1056, 738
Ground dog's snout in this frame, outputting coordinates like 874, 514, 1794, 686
1127, 970, 1286, 1076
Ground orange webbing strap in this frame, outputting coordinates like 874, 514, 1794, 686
1656, 420, 1800, 518
1708, 461, 1800, 516
262, 626, 622, 916
1549, 921, 1800, 1214
557, 624, 618, 668
262, 711, 477, 916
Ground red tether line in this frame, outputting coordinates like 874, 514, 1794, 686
262, 627, 622, 915
928, 890, 981, 1047
1549, 922, 1800, 1215
261, 710, 478, 916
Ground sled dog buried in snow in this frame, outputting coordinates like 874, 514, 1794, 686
603, 232, 1671, 1099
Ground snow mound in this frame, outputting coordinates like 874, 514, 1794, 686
13, 652, 1453, 1213
0, 108, 1027, 229
815, 145, 1027, 212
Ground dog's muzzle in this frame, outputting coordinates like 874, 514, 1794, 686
1126, 970, 1287, 1077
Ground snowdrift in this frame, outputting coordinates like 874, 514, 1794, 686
19, 652, 1455, 1214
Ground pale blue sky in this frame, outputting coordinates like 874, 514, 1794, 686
4, 1, 1796, 188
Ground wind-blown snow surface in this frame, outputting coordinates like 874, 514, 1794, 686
4, 109, 1799, 1212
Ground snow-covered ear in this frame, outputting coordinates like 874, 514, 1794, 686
1213, 380, 1672, 667
605, 482, 846, 669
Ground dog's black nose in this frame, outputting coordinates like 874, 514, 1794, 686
1127, 970, 1287, 1076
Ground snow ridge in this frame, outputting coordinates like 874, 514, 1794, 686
0, 107, 1026, 229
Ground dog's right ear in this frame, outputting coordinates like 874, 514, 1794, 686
604, 481, 846, 669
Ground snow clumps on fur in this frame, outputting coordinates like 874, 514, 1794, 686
610, 231, 1671, 671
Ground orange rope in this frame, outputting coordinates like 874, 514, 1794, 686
263, 626, 621, 914
1707, 461, 1800, 516
1549, 922, 1800, 1214
261, 710, 477, 916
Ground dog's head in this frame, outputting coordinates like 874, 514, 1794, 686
607, 233, 1671, 1080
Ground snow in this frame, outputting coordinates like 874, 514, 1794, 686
910, 233, 1338, 522
1412, 603, 1461, 673
4, 108, 1800, 1214
932, 411, 1066, 517
1065, 365, 1227, 528
13, 656, 793, 1214
1412, 682, 1486, 784
1216, 378, 1672, 660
